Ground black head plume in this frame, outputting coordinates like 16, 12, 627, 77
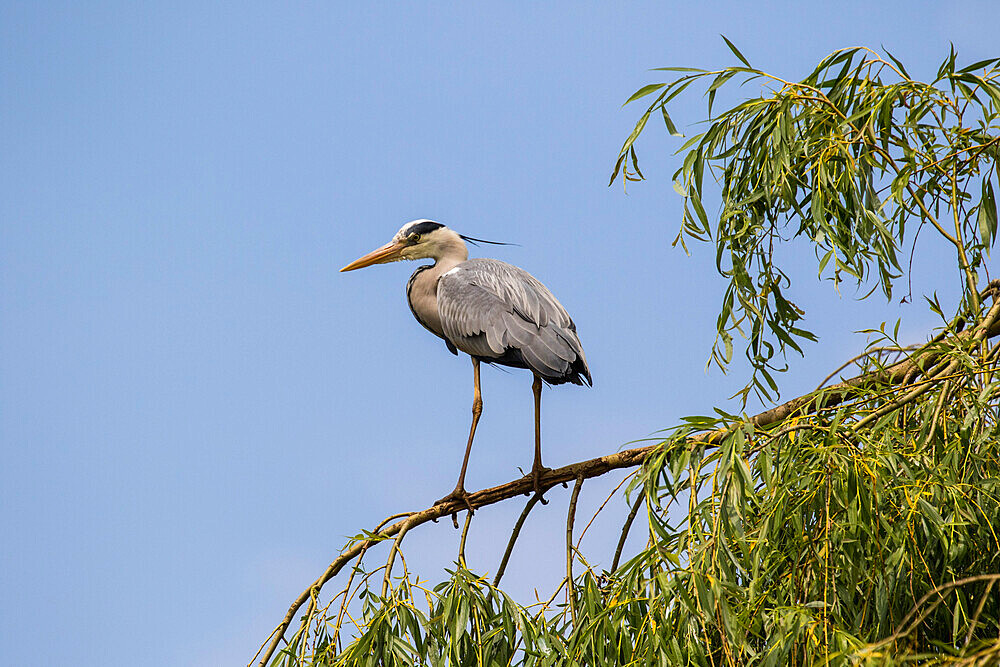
459, 234, 518, 247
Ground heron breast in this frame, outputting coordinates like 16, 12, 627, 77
406, 265, 446, 338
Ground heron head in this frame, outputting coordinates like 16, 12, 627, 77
340, 220, 467, 271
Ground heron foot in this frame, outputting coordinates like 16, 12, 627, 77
435, 487, 475, 514
521, 465, 551, 504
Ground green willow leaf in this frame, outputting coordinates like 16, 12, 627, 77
624, 82, 667, 105
721, 34, 752, 69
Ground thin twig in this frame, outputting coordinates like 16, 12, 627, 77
374, 511, 416, 533
576, 470, 637, 551
494, 493, 543, 586
964, 579, 996, 649
381, 517, 415, 598
922, 379, 951, 454
330, 528, 392, 649
610, 491, 647, 574
291, 589, 320, 663
566, 476, 584, 626
868, 574, 1000, 650
532, 576, 569, 620
458, 511, 473, 568
854, 297, 1000, 430
814, 345, 915, 391
853, 357, 962, 430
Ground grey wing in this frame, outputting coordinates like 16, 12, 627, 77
437, 259, 591, 385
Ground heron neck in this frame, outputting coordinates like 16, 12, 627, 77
430, 234, 468, 273
406, 237, 467, 339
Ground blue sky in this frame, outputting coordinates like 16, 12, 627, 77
2, 3, 997, 665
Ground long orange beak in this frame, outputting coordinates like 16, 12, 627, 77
340, 240, 407, 272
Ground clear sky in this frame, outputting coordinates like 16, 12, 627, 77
2, 3, 997, 665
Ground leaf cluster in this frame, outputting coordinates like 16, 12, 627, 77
613, 44, 1000, 404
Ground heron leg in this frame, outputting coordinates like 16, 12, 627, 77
530, 374, 550, 498
436, 358, 481, 511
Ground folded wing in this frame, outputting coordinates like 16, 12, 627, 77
438, 259, 591, 386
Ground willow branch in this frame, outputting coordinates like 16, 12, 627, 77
457, 511, 473, 568
610, 491, 647, 574
566, 476, 584, 626
576, 470, 637, 551
494, 493, 543, 586
871, 574, 1000, 650
254, 295, 1000, 667
813, 345, 915, 391
726, 301, 1000, 443
853, 296, 1000, 430
381, 517, 415, 598
964, 578, 996, 649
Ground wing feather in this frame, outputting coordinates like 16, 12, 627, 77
500, 311, 536, 348
536, 326, 576, 363
438, 259, 590, 384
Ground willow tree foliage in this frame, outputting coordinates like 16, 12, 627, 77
257, 46, 1000, 667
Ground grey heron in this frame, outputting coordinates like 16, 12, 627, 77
341, 220, 591, 507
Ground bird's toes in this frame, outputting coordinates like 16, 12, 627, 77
435, 488, 476, 514
524, 466, 552, 504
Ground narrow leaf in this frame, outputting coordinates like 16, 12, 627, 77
721, 35, 752, 68
624, 82, 667, 106
883, 46, 912, 79
661, 106, 682, 136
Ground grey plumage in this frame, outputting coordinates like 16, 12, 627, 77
434, 259, 591, 386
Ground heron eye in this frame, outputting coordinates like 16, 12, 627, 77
409, 233, 421, 243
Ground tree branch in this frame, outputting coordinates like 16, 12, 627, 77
253, 291, 1000, 667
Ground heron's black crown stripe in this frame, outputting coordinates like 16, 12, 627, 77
405, 221, 445, 236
